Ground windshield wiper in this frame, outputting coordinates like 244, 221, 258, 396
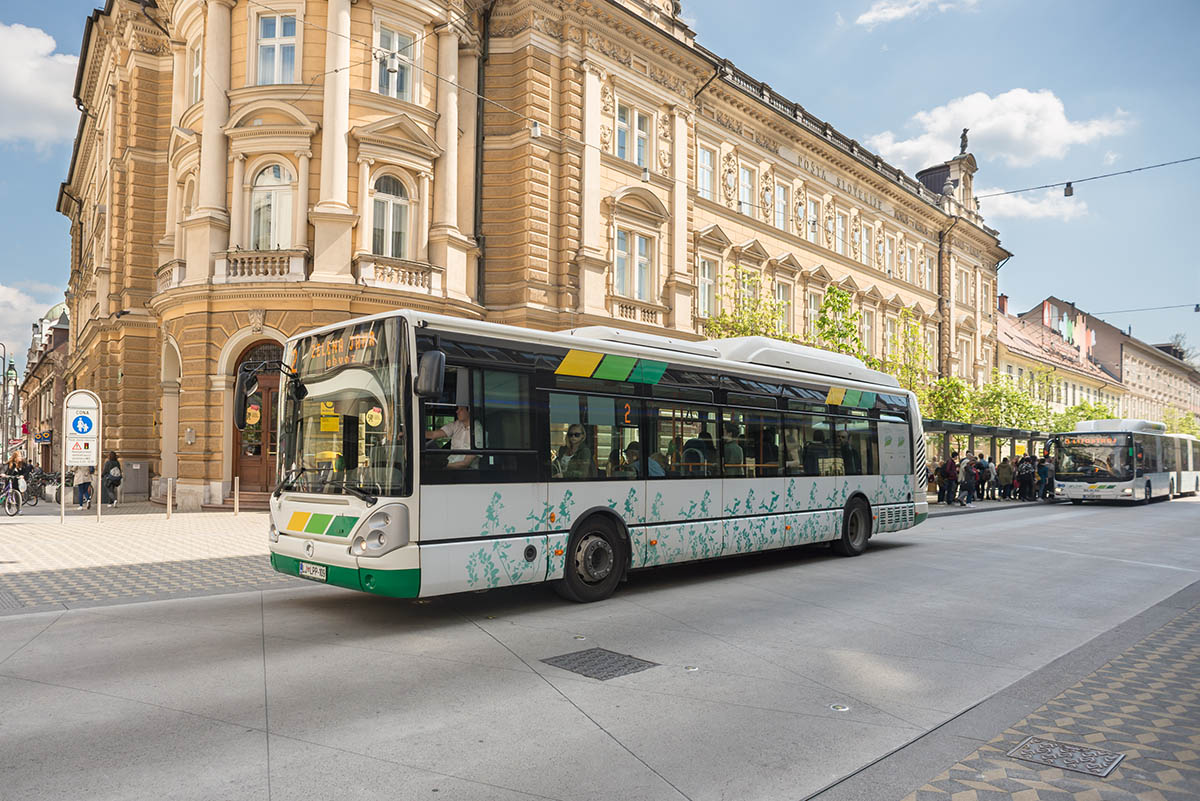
273, 467, 309, 499
327, 481, 378, 507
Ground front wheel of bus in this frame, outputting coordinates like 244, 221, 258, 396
556, 518, 625, 603
832, 498, 870, 557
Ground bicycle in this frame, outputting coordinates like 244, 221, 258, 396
24, 470, 43, 507
2, 476, 24, 517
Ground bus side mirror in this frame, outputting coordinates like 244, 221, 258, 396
415, 350, 446, 398
233, 367, 259, 431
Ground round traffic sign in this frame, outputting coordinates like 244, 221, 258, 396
71, 415, 93, 435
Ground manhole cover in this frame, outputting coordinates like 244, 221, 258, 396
0, 591, 21, 610
1007, 736, 1125, 777
542, 647, 658, 681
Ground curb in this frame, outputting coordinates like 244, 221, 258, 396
927, 499, 1068, 518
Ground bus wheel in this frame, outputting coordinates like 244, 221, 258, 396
832, 498, 871, 557
1071, 499, 1084, 505
555, 517, 625, 603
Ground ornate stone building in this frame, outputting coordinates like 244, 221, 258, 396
18, 306, 71, 471
57, 0, 1009, 508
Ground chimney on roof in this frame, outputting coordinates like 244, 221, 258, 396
997, 293, 1008, 315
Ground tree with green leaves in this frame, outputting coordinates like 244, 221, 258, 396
879, 308, 932, 393
702, 262, 796, 342
1163, 405, 1200, 436
812, 285, 871, 363
919, 376, 972, 423
970, 371, 1044, 429
1050, 400, 1117, 434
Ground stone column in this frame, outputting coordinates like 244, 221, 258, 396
429, 24, 471, 300
310, 0, 356, 281
294, 150, 311, 249
357, 157, 373, 253
418, 171, 431, 262
184, 0, 234, 284
159, 39, 188, 267
228, 153, 245, 249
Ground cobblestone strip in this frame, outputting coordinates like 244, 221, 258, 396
0, 554, 302, 609
901, 603, 1200, 800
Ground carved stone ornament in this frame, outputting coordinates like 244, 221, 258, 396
658, 146, 671, 174
875, 231, 885, 270
760, 169, 775, 221
721, 151, 738, 206
794, 184, 807, 235
601, 81, 614, 115
248, 309, 266, 334
658, 113, 672, 141
823, 201, 835, 249
850, 210, 861, 262
600, 125, 613, 152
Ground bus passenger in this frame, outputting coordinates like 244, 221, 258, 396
553, 424, 595, 478
623, 441, 665, 478
425, 405, 478, 469
722, 426, 745, 477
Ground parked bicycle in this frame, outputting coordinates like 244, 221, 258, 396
23, 468, 46, 507
2, 476, 23, 517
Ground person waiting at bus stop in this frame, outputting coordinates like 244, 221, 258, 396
425, 405, 478, 469
941, 451, 959, 505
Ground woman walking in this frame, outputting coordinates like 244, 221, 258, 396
72, 464, 94, 510
101, 452, 123, 508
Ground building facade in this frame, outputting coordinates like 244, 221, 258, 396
996, 309, 1125, 422
17, 307, 71, 470
1018, 297, 1200, 425
58, 0, 1009, 508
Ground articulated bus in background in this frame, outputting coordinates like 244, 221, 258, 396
235, 311, 927, 603
1053, 419, 1200, 504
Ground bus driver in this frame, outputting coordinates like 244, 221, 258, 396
425, 405, 479, 469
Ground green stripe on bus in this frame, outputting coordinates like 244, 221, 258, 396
325, 515, 359, 538
271, 553, 420, 598
271, 553, 361, 592
629, 359, 667, 384
304, 513, 334, 534
842, 389, 862, 407
592, 354, 637, 381
859, 391, 876, 408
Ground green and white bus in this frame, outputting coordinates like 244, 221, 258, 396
236, 311, 928, 603
1053, 419, 1200, 504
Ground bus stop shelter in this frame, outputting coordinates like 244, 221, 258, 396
922, 418, 1052, 465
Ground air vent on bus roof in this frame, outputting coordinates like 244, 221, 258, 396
1074, 419, 1166, 433
709, 337, 900, 387
561, 326, 723, 359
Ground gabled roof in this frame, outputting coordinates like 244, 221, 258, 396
696, 223, 732, 249
998, 315, 1119, 385
732, 238, 770, 263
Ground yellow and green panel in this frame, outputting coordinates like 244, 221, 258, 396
555, 350, 668, 384
285, 511, 360, 537
825, 387, 876, 409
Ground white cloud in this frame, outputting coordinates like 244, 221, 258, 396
0, 23, 79, 147
0, 283, 60, 372
866, 88, 1129, 172
835, 11, 847, 26
976, 187, 1088, 222
1103, 150, 1120, 165
856, 0, 978, 27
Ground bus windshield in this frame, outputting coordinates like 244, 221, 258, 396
278, 317, 409, 497
1057, 433, 1132, 482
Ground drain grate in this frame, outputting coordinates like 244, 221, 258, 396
1007, 736, 1125, 777
542, 647, 658, 681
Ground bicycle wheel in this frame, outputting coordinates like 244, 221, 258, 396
25, 486, 38, 506
4, 491, 20, 516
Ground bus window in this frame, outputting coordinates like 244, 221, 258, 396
549, 393, 640, 479
782, 413, 818, 477
650, 403, 719, 478
740, 409, 782, 478
835, 417, 877, 476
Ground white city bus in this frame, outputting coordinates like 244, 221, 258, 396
237, 311, 927, 602
1053, 419, 1200, 504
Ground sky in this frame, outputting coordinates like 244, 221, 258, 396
0, 0, 1198, 372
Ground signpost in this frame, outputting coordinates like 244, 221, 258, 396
62, 389, 102, 524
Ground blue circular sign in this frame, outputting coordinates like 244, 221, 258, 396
71, 415, 93, 435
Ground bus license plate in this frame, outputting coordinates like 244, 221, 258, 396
298, 562, 327, 582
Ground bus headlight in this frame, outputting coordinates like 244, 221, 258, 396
1122, 487, 1132, 495
349, 505, 408, 558
269, 521, 279, 543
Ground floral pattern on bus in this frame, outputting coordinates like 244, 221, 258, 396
463, 534, 545, 588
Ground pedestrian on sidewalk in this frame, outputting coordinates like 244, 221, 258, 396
1017, 456, 1036, 501
976, 453, 991, 500
958, 455, 978, 507
997, 457, 1013, 499
942, 452, 959, 505
72, 464, 94, 510
933, 459, 946, 503
101, 452, 123, 508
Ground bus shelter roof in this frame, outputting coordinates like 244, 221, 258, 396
923, 418, 1048, 440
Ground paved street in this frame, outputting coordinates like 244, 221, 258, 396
0, 498, 1197, 800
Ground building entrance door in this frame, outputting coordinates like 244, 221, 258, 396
234, 341, 283, 492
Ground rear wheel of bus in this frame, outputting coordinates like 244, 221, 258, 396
832, 497, 870, 557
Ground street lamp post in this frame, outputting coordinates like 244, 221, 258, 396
6, 360, 17, 456
0, 343, 7, 458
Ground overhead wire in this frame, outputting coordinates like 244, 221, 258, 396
976, 155, 1200, 198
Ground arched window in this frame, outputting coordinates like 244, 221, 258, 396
250, 164, 293, 250
372, 174, 408, 258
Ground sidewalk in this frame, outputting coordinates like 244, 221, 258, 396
0, 505, 298, 613
926, 495, 1068, 518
